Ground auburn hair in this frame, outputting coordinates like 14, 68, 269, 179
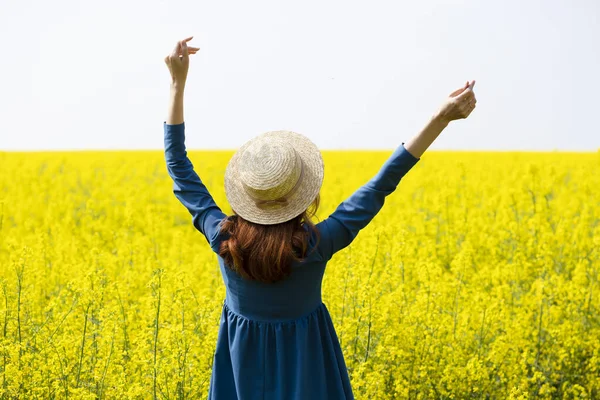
218, 194, 321, 283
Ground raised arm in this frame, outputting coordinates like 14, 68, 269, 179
164, 37, 226, 252
316, 80, 477, 260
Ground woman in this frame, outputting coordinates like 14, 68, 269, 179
164, 37, 476, 399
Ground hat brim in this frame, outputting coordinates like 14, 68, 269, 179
224, 131, 324, 225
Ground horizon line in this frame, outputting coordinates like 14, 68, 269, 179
1, 148, 599, 154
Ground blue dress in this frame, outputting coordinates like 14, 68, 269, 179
164, 122, 420, 399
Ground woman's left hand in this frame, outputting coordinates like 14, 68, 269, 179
164, 37, 200, 89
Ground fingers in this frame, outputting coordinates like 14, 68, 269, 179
467, 101, 476, 116
165, 37, 199, 65
464, 95, 476, 108
452, 79, 476, 97
461, 97, 477, 118
178, 46, 200, 55
179, 36, 195, 52
171, 37, 196, 53
456, 84, 476, 102
181, 40, 189, 58
171, 41, 181, 58
452, 90, 476, 119
449, 86, 467, 98
450, 88, 466, 98
450, 81, 472, 97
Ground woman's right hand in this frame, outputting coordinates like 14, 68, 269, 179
436, 80, 477, 123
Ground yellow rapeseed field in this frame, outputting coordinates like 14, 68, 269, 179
1, 149, 599, 399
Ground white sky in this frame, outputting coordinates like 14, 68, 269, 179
1, 0, 598, 151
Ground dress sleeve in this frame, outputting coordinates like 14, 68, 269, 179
315, 142, 420, 261
164, 122, 227, 253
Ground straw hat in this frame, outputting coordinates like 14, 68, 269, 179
224, 130, 324, 225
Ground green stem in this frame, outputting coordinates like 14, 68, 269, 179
99, 322, 116, 399
153, 271, 162, 400
76, 305, 90, 388
15, 259, 23, 370
2, 282, 8, 392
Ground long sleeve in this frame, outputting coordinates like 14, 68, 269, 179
315, 143, 420, 261
164, 122, 227, 252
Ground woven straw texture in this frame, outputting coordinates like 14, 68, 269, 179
224, 131, 324, 225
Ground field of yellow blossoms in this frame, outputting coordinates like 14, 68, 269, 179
1, 149, 599, 399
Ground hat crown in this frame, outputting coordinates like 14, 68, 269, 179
238, 139, 302, 202
224, 130, 324, 225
